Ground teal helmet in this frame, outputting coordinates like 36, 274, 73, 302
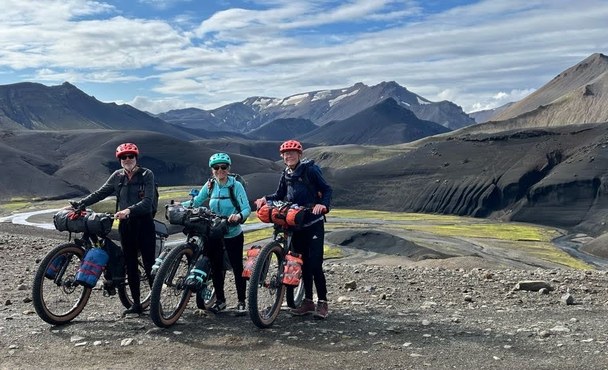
209, 152, 231, 167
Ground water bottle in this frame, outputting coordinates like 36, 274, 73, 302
151, 250, 168, 276
185, 256, 211, 291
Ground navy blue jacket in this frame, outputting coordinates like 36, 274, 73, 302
265, 159, 332, 216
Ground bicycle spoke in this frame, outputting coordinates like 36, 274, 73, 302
248, 242, 285, 328
32, 243, 92, 325
150, 244, 194, 327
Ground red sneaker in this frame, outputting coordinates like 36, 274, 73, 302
290, 298, 315, 316
314, 300, 329, 319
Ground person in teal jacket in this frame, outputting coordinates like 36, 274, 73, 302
186, 153, 251, 314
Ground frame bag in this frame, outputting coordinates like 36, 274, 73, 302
102, 239, 125, 286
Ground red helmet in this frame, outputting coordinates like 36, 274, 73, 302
279, 140, 303, 153
115, 143, 139, 158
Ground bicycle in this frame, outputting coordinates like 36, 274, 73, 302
149, 195, 227, 328
32, 205, 168, 325
247, 201, 311, 329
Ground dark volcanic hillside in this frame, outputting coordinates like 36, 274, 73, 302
3, 123, 608, 239
0, 82, 194, 140
247, 118, 318, 141
0, 130, 282, 201
298, 98, 450, 145
156, 107, 221, 131
328, 123, 608, 236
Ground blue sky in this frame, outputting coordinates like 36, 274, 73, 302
0, 0, 606, 114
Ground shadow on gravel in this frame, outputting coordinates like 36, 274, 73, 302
139, 305, 534, 358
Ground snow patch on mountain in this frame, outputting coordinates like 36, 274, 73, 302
329, 89, 359, 107
282, 93, 309, 106
252, 97, 282, 109
312, 90, 332, 102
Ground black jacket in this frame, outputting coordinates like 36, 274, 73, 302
266, 159, 332, 210
80, 167, 155, 217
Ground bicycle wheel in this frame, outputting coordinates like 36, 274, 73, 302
285, 278, 305, 308
32, 243, 92, 325
149, 243, 194, 327
117, 256, 153, 310
247, 241, 285, 329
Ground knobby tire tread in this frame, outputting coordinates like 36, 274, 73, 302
32, 243, 92, 325
247, 241, 285, 329
149, 243, 194, 327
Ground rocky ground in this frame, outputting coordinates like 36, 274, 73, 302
1, 222, 608, 370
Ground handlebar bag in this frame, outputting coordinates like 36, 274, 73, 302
75, 248, 109, 288
54, 210, 85, 232
209, 218, 228, 239
53, 210, 113, 236
166, 204, 188, 225
286, 207, 307, 227
182, 208, 213, 235
270, 206, 289, 226
256, 204, 272, 223
85, 213, 113, 236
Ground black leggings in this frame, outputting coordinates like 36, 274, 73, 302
292, 221, 327, 301
206, 233, 246, 303
119, 216, 156, 305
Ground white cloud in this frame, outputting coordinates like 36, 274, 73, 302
468, 89, 535, 113
125, 95, 201, 114
0, 0, 607, 115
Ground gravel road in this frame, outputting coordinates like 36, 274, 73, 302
1, 222, 608, 370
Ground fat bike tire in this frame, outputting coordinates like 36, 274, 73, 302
149, 243, 194, 327
247, 241, 285, 329
32, 243, 92, 325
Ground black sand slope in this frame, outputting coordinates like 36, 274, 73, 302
3, 122, 608, 242
326, 229, 453, 261
329, 123, 608, 236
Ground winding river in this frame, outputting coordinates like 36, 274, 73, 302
2, 209, 607, 269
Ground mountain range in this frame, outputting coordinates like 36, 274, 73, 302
0, 80, 472, 145
158, 81, 476, 133
1, 53, 608, 243
0, 82, 196, 140
298, 98, 450, 145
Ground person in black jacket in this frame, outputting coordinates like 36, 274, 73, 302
74, 142, 156, 316
254, 140, 333, 319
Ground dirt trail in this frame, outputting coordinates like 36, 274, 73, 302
2, 221, 608, 369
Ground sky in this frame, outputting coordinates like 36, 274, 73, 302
0, 0, 607, 114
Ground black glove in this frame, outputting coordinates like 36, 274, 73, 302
69, 200, 85, 211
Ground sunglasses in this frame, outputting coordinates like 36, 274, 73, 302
119, 154, 136, 160
212, 164, 229, 171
